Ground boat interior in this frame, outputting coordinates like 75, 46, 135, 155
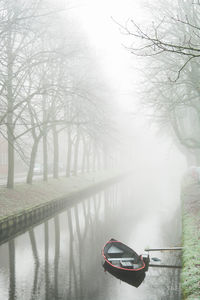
106, 244, 142, 269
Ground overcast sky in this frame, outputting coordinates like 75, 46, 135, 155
63, 0, 187, 180
65, 0, 150, 108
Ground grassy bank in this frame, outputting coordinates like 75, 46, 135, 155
181, 183, 200, 300
0, 169, 125, 221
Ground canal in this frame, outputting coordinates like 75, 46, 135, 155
0, 178, 182, 300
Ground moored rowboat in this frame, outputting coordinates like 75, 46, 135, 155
102, 238, 149, 287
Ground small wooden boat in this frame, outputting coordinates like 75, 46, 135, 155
102, 238, 149, 287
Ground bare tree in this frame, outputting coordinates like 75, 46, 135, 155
122, 0, 200, 162
0, 0, 121, 188
0, 0, 62, 187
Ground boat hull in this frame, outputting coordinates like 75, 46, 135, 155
103, 260, 146, 287
102, 238, 148, 287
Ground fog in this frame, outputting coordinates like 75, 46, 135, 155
68, 0, 187, 206
0, 0, 192, 298
0, 0, 188, 188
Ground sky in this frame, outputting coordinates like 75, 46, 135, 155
66, 0, 148, 108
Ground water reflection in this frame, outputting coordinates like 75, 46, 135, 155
54, 216, 60, 299
44, 221, 49, 300
9, 240, 15, 300
0, 183, 181, 300
103, 262, 146, 288
29, 229, 39, 300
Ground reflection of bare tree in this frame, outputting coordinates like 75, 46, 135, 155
93, 194, 101, 222
44, 221, 49, 300
29, 229, 39, 264
29, 229, 39, 300
158, 212, 182, 299
81, 193, 111, 300
74, 204, 83, 298
54, 215, 60, 299
82, 201, 90, 239
114, 184, 118, 208
104, 188, 114, 221
3, 187, 119, 300
104, 190, 108, 221
147, 212, 182, 300
9, 239, 15, 300
147, 259, 181, 300
66, 199, 97, 300
113, 184, 118, 209
93, 195, 97, 216
30, 261, 39, 300
67, 208, 78, 299
87, 198, 93, 236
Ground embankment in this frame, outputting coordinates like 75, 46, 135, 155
181, 182, 200, 300
0, 170, 126, 245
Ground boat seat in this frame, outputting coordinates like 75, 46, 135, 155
120, 261, 133, 268
108, 257, 135, 261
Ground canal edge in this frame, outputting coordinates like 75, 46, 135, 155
0, 171, 128, 245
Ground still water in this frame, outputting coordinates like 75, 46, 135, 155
0, 180, 181, 300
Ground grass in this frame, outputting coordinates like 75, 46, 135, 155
181, 210, 200, 299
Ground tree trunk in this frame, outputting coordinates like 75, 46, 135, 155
53, 124, 59, 179
96, 150, 101, 170
43, 131, 48, 181
86, 142, 91, 173
7, 132, 14, 189
66, 129, 72, 177
103, 149, 108, 169
26, 137, 40, 184
86, 151, 90, 173
81, 138, 86, 174
73, 131, 80, 176
6, 31, 14, 189
43, 101, 48, 181
92, 143, 96, 172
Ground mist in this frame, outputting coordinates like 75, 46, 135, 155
0, 0, 196, 299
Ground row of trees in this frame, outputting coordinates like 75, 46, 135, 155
0, 0, 118, 188
125, 0, 200, 164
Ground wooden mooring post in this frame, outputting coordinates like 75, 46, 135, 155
149, 263, 182, 269
145, 246, 183, 269
145, 247, 183, 252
